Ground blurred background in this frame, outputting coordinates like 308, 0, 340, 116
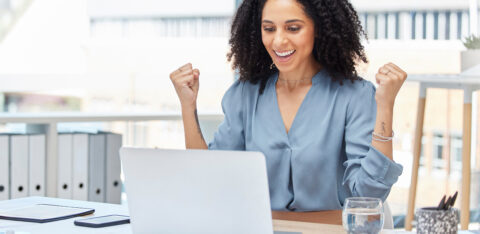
1, 0, 480, 229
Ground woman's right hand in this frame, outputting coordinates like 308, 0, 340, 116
169, 63, 200, 109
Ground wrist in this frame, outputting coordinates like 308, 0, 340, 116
375, 94, 395, 109
181, 103, 197, 113
376, 101, 394, 113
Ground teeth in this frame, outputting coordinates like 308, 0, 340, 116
275, 49, 295, 57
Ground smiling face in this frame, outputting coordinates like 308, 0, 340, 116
261, 0, 317, 75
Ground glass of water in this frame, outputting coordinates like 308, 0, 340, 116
342, 197, 384, 234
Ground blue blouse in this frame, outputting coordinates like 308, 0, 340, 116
208, 70, 403, 211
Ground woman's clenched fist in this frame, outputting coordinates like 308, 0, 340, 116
170, 63, 200, 109
374, 62, 407, 109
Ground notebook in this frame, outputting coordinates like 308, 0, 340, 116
0, 204, 94, 223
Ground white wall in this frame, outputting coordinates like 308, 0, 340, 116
0, 0, 89, 74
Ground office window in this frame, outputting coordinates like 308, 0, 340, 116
422, 12, 427, 39
411, 12, 416, 39
419, 135, 427, 167
457, 11, 462, 39
445, 11, 450, 40
384, 12, 389, 39
395, 12, 399, 39
90, 17, 231, 38
363, 13, 368, 33
432, 133, 445, 169
450, 134, 462, 171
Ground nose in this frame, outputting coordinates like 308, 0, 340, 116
273, 30, 287, 48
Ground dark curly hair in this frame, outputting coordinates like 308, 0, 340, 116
227, 0, 368, 94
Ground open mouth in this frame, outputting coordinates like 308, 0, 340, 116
274, 49, 296, 57
274, 49, 296, 62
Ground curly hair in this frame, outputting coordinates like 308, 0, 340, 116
227, 0, 368, 94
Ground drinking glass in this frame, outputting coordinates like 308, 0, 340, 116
342, 197, 384, 234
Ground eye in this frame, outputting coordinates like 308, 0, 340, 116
287, 26, 301, 32
263, 26, 275, 32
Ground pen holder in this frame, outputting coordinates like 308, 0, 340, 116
415, 207, 459, 234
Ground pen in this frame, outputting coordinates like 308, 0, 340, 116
449, 191, 458, 209
437, 195, 446, 210
443, 196, 452, 210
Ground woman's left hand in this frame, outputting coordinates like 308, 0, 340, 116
374, 62, 408, 109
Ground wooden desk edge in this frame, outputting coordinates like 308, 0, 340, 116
272, 210, 342, 225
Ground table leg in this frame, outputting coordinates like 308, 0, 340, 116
405, 86, 426, 231
461, 89, 472, 230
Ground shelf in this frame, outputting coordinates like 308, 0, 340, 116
0, 112, 224, 198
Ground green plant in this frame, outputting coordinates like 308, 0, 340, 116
463, 35, 480, 49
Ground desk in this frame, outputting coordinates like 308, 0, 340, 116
0, 197, 407, 234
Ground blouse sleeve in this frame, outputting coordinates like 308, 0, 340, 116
342, 80, 403, 201
207, 80, 246, 150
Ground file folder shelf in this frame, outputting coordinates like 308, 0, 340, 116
0, 112, 223, 198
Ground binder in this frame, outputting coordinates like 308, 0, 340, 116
28, 134, 46, 196
0, 135, 9, 200
105, 133, 122, 204
10, 135, 29, 198
88, 134, 106, 202
58, 133, 73, 199
72, 133, 89, 201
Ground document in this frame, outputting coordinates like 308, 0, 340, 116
10, 135, 29, 199
57, 133, 73, 199
72, 133, 89, 201
28, 134, 46, 196
0, 135, 9, 200
88, 134, 106, 202
105, 133, 122, 204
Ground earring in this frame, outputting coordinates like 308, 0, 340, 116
270, 62, 275, 69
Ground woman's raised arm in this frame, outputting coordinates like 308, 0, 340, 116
170, 63, 207, 149
372, 62, 408, 160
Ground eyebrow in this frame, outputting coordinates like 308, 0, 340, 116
286, 19, 304, 23
262, 19, 305, 24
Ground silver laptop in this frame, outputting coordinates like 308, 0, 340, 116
120, 148, 274, 234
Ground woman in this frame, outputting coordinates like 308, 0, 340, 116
170, 0, 407, 211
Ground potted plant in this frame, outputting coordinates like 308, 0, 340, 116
461, 35, 480, 71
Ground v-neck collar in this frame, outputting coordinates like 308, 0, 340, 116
271, 70, 325, 140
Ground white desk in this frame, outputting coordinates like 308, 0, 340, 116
0, 197, 415, 234
0, 197, 131, 234
8, 197, 477, 233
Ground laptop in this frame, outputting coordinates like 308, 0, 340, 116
120, 147, 274, 234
